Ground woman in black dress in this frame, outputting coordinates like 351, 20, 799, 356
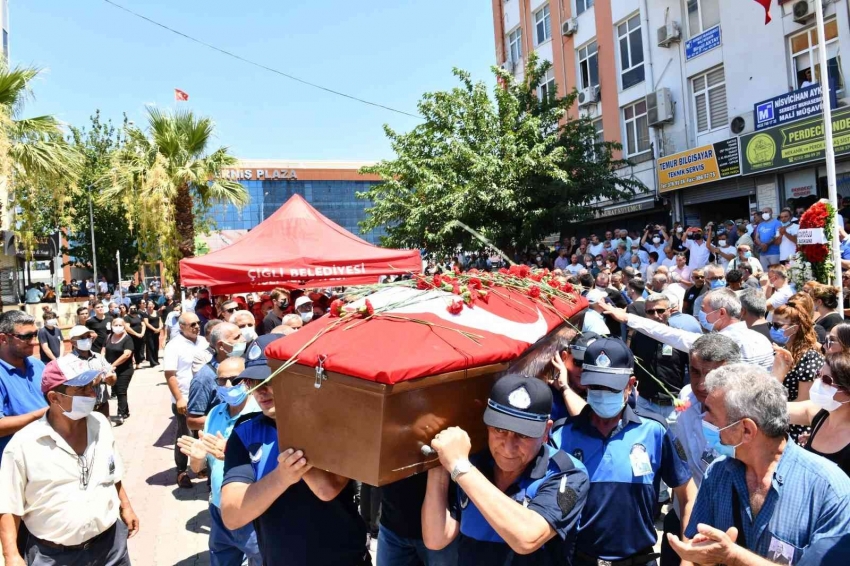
124, 304, 146, 369
143, 300, 162, 367
104, 318, 134, 425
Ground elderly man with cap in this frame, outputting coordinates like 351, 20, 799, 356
68, 325, 115, 419
422, 374, 589, 564
668, 364, 850, 566
0, 355, 139, 566
293, 296, 315, 325
550, 338, 696, 566
179, 356, 261, 566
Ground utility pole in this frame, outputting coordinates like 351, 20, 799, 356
88, 186, 99, 286
116, 250, 123, 304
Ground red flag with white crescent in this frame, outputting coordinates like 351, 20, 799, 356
174, 88, 189, 101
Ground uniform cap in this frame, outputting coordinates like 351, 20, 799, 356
483, 374, 552, 438
580, 337, 634, 390
569, 332, 601, 366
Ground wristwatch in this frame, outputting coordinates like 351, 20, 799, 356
450, 459, 473, 482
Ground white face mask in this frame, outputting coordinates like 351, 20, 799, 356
762, 212, 771, 221
718, 240, 726, 247
76, 338, 92, 351
58, 393, 96, 420
810, 378, 850, 412
241, 326, 258, 342
300, 311, 314, 323
676, 227, 683, 234
652, 237, 661, 244
46, 319, 58, 328
112, 326, 125, 335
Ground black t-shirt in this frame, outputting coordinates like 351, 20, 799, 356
144, 311, 162, 330
124, 314, 143, 334
630, 331, 688, 401
626, 299, 646, 319
262, 312, 283, 335
806, 410, 850, 477
104, 334, 134, 376
682, 285, 704, 316
818, 312, 843, 333
86, 315, 113, 352
37, 326, 61, 363
379, 473, 428, 540
750, 322, 773, 343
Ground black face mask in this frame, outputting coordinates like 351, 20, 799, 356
278, 300, 289, 310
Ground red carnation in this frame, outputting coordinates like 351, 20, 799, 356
561, 283, 574, 294
499, 268, 509, 275
530, 272, 544, 282
329, 299, 345, 318
447, 300, 464, 315
528, 285, 541, 299
416, 277, 431, 290
433, 273, 443, 287
518, 265, 531, 278
452, 282, 461, 295
453, 265, 461, 275
467, 277, 482, 291
509, 264, 522, 276
478, 290, 490, 303
468, 268, 479, 275
357, 299, 375, 318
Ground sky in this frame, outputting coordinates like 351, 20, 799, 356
12, 0, 497, 161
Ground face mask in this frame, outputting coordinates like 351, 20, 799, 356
676, 227, 683, 234
701, 419, 742, 459
709, 279, 727, 290
536, 256, 542, 263
770, 326, 790, 345
781, 221, 790, 227
76, 338, 92, 351
698, 309, 716, 332
226, 341, 247, 358
809, 378, 850, 412
46, 319, 58, 328
58, 393, 96, 421
111, 309, 119, 315
216, 384, 249, 407
241, 327, 258, 342
112, 326, 125, 335
718, 240, 726, 247
587, 389, 626, 419
300, 311, 314, 323
596, 260, 603, 267
744, 251, 753, 258
762, 213, 771, 221
652, 237, 661, 244
278, 300, 289, 310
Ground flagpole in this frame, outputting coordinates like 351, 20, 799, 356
815, 0, 843, 315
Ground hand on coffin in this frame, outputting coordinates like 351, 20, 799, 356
273, 449, 313, 489
431, 427, 472, 472
550, 354, 568, 392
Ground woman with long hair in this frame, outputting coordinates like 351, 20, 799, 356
771, 302, 825, 442
810, 284, 843, 332
826, 322, 850, 355
143, 300, 162, 367
788, 352, 850, 476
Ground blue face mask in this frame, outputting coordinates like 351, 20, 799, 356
709, 279, 726, 290
216, 384, 248, 407
745, 251, 753, 258
587, 389, 626, 419
698, 309, 717, 332
701, 419, 742, 459
770, 326, 790, 345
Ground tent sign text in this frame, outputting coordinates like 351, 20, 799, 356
248, 264, 367, 282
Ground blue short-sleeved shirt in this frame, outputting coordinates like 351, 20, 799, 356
203, 396, 259, 507
188, 362, 219, 417
0, 357, 47, 461
550, 405, 691, 561
756, 219, 782, 256
841, 238, 850, 261
222, 414, 367, 566
448, 445, 588, 565
686, 441, 850, 563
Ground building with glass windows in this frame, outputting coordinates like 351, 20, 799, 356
208, 160, 386, 244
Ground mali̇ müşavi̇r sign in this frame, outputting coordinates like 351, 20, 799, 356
741, 107, 850, 175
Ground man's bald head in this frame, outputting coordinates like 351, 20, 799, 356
217, 356, 246, 379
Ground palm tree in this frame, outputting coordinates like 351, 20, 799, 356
101, 107, 248, 279
0, 66, 81, 255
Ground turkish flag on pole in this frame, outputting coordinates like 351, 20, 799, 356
174, 88, 189, 102
753, 0, 772, 24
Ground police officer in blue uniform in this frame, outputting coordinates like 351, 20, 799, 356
220, 359, 370, 566
550, 338, 696, 566
422, 374, 589, 565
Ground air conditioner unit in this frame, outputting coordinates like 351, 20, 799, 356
647, 88, 674, 127
577, 85, 600, 107
657, 22, 681, 47
793, 0, 815, 24
730, 111, 755, 135
562, 18, 578, 36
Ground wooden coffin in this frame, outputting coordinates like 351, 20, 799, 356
268, 311, 585, 487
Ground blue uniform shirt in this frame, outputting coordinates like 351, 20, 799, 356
450, 445, 588, 565
203, 396, 259, 508
0, 357, 47, 461
187, 362, 219, 417
550, 405, 691, 561
686, 440, 850, 563
222, 414, 367, 566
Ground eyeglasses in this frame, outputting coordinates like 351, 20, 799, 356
646, 308, 669, 315
7, 331, 38, 341
224, 307, 238, 313
692, 275, 705, 280
770, 322, 791, 330
182, 321, 200, 328
706, 276, 725, 282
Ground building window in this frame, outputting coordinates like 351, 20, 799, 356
576, 0, 594, 16
534, 5, 551, 46
507, 27, 522, 63
538, 68, 556, 100
587, 118, 604, 161
692, 66, 727, 133
686, 0, 720, 38
578, 40, 599, 90
618, 14, 645, 90
623, 100, 650, 156
790, 19, 842, 91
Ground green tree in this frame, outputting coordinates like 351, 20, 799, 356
359, 55, 644, 255
64, 111, 139, 282
100, 108, 248, 280
0, 66, 81, 255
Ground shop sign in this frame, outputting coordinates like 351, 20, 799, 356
685, 25, 721, 60
783, 169, 817, 199
592, 199, 655, 219
755, 83, 827, 131
656, 138, 740, 193
222, 169, 299, 181
741, 106, 850, 175
797, 228, 825, 245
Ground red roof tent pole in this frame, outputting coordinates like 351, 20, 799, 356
179, 194, 421, 293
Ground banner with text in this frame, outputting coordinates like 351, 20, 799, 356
657, 138, 741, 193
741, 106, 850, 175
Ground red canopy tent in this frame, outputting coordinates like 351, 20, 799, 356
179, 194, 422, 294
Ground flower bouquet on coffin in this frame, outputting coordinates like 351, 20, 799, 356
797, 199, 837, 285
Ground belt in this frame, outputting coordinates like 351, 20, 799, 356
576, 549, 660, 566
31, 522, 115, 552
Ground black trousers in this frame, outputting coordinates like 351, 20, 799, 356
131, 335, 145, 364
660, 508, 682, 566
114, 371, 133, 417
145, 331, 160, 366
358, 483, 381, 537
172, 403, 191, 473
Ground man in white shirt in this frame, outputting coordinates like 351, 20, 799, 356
163, 312, 209, 488
595, 288, 774, 371
0, 356, 139, 565
672, 254, 692, 290
97, 278, 108, 295
681, 227, 711, 270
778, 208, 799, 264
564, 255, 583, 276
705, 226, 736, 270
660, 247, 678, 268
587, 234, 605, 257
725, 244, 763, 275
764, 265, 794, 317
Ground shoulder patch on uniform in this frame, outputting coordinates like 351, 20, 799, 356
557, 476, 578, 514
673, 437, 688, 462
247, 342, 262, 361
572, 448, 584, 462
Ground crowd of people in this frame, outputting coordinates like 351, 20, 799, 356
1, 204, 850, 565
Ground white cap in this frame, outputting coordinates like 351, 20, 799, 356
69, 325, 94, 339
585, 289, 608, 304
294, 296, 313, 309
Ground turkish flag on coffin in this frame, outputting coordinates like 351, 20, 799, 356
264, 285, 588, 384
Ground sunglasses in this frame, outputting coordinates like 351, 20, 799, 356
215, 376, 242, 387
692, 275, 704, 280
646, 308, 669, 315
819, 371, 846, 391
770, 322, 794, 330
8, 331, 38, 341
826, 336, 841, 348
183, 322, 201, 328
224, 307, 238, 313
